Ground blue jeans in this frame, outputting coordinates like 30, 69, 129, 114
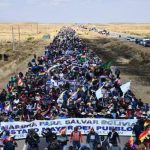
89, 142, 97, 150
73, 141, 80, 149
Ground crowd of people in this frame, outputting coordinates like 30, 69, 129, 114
24, 126, 120, 150
0, 123, 149, 150
0, 27, 149, 122
25, 123, 150, 150
0, 27, 150, 150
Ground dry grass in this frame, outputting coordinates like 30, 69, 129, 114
86, 23, 150, 37
0, 23, 65, 88
0, 23, 65, 42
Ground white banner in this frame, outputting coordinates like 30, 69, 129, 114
0, 118, 137, 139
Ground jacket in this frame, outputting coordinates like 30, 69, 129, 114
86, 132, 100, 144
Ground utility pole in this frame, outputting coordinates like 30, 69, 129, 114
37, 23, 38, 34
18, 25, 20, 47
12, 26, 15, 51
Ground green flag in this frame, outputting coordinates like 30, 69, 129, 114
101, 61, 112, 69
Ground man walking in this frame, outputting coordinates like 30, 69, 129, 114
107, 128, 120, 146
70, 127, 83, 149
86, 128, 100, 150
25, 129, 40, 150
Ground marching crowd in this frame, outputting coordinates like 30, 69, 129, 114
0, 27, 150, 150
0, 27, 149, 122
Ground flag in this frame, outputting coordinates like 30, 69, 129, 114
47, 64, 60, 73
59, 127, 66, 134
128, 136, 134, 147
120, 82, 131, 94
101, 61, 112, 69
96, 88, 103, 99
144, 120, 150, 128
71, 91, 78, 100
50, 79, 58, 87
4, 103, 12, 113
139, 128, 150, 142
57, 91, 66, 106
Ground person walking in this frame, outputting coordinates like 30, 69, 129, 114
86, 128, 100, 150
42, 128, 57, 144
70, 127, 83, 149
3, 136, 17, 150
0, 127, 10, 149
57, 128, 68, 150
101, 138, 110, 150
110, 143, 121, 150
107, 128, 120, 146
25, 129, 40, 150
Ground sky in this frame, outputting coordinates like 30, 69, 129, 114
0, 0, 150, 23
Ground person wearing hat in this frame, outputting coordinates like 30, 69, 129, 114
86, 127, 100, 150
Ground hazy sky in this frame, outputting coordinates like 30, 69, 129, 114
0, 0, 150, 23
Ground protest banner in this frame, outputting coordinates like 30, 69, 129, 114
0, 118, 137, 139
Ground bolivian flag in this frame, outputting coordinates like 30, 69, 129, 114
128, 136, 134, 147
139, 128, 150, 142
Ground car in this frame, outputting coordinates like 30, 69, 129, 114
135, 38, 142, 44
126, 36, 131, 40
130, 37, 136, 42
143, 40, 150, 47
126, 36, 136, 42
140, 39, 150, 46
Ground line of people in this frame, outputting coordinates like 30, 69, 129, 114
25, 126, 121, 150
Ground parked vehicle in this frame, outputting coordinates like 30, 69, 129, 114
143, 40, 150, 47
135, 38, 142, 44
140, 39, 150, 46
126, 36, 136, 42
